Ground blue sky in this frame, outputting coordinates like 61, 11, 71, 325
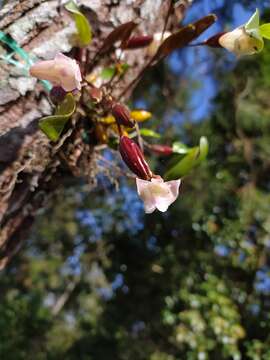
166, 1, 268, 122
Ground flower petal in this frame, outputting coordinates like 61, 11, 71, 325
245, 9, 260, 31
167, 179, 181, 199
154, 197, 170, 212
136, 177, 181, 214
29, 60, 59, 83
30, 53, 82, 91
136, 178, 156, 213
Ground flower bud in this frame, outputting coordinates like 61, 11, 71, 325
219, 27, 263, 56
204, 32, 225, 47
112, 103, 135, 128
89, 86, 103, 103
30, 53, 82, 91
148, 144, 173, 156
119, 136, 152, 180
123, 35, 153, 49
50, 86, 67, 105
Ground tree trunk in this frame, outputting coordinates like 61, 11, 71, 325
0, 0, 189, 269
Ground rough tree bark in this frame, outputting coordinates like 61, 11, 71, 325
0, 0, 190, 269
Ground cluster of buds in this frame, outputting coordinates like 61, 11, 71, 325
27, 33, 182, 214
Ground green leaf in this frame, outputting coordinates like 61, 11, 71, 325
164, 148, 199, 180
39, 93, 76, 142
164, 136, 209, 180
245, 9, 260, 31
140, 129, 161, 138
65, 1, 92, 47
198, 136, 209, 162
260, 23, 270, 39
100, 67, 116, 80
118, 63, 130, 76
172, 141, 190, 154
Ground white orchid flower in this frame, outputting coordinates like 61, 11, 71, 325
219, 9, 264, 56
30, 53, 82, 91
136, 177, 181, 214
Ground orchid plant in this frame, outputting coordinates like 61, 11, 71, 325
1, 2, 269, 213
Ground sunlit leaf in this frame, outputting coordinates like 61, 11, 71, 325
172, 141, 190, 154
198, 136, 209, 162
99, 21, 137, 54
131, 110, 152, 122
116, 63, 130, 76
39, 93, 76, 142
100, 67, 116, 80
65, 1, 92, 46
140, 128, 161, 138
100, 115, 116, 124
101, 64, 130, 81
164, 136, 209, 180
260, 23, 270, 39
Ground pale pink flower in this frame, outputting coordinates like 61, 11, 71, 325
30, 53, 82, 91
136, 177, 181, 214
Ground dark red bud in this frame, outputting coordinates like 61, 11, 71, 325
50, 86, 66, 105
204, 32, 226, 47
112, 103, 135, 128
119, 136, 152, 180
123, 35, 153, 49
148, 144, 173, 156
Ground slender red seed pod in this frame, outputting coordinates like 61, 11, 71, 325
148, 144, 173, 156
112, 103, 135, 128
204, 32, 226, 47
119, 136, 152, 180
123, 35, 153, 49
